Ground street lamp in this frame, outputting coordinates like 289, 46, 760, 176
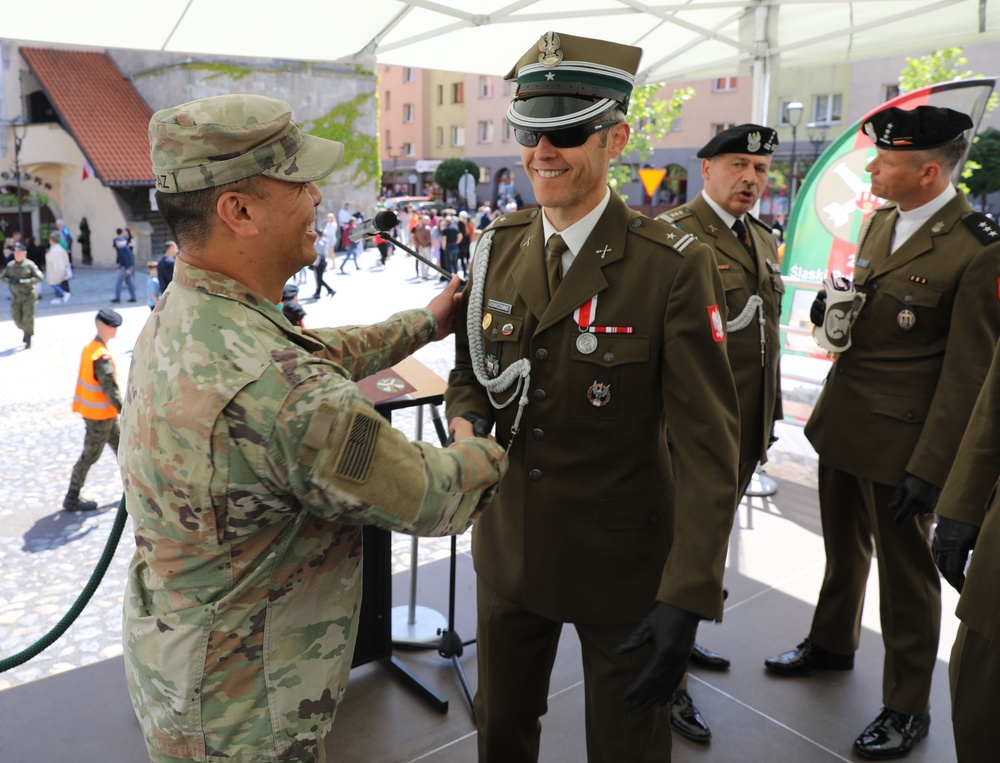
11, 116, 28, 237
386, 144, 404, 193
786, 101, 803, 216
807, 122, 829, 161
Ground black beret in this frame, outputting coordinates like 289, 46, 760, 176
281, 283, 299, 302
97, 308, 123, 327
697, 124, 779, 158
862, 105, 973, 150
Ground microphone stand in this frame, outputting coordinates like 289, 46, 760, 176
366, 232, 461, 284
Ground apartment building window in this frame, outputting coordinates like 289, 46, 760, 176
403, 67, 415, 83
711, 122, 735, 136
502, 122, 511, 142
478, 120, 494, 143
479, 76, 494, 98
779, 100, 800, 126
403, 142, 414, 157
436, 127, 444, 148
403, 104, 414, 123
671, 118, 682, 132
452, 125, 466, 147
385, 130, 391, 149
882, 84, 901, 102
384, 91, 390, 110
504, 80, 516, 96
452, 82, 465, 104
812, 94, 843, 124
713, 77, 737, 92
437, 85, 444, 105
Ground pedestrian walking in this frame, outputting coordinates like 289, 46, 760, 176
44, 231, 70, 304
111, 228, 137, 302
0, 243, 44, 348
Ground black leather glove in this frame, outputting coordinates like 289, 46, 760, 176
932, 516, 980, 593
889, 472, 942, 524
614, 602, 699, 712
809, 289, 827, 327
444, 411, 492, 445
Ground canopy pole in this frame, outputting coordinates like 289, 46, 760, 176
751, 1, 772, 125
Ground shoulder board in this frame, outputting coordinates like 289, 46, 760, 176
962, 212, 1000, 245
657, 206, 694, 224
629, 214, 704, 255
747, 213, 771, 232
487, 208, 537, 230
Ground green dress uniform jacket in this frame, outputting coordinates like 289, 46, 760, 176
120, 260, 506, 763
937, 339, 1000, 647
659, 194, 784, 468
805, 193, 1000, 487
446, 190, 740, 625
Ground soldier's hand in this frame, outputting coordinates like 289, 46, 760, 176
932, 516, 980, 593
447, 412, 493, 444
427, 275, 463, 340
889, 472, 942, 524
615, 602, 699, 712
809, 289, 827, 327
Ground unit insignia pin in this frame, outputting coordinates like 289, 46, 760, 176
587, 382, 611, 407
897, 308, 917, 331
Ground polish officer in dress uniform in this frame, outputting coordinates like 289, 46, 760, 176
765, 105, 1000, 759
657, 123, 784, 743
445, 31, 741, 762
932, 339, 1000, 762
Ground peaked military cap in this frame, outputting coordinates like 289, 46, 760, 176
697, 124, 779, 158
97, 308, 123, 327
505, 31, 642, 132
150, 94, 345, 193
862, 105, 973, 150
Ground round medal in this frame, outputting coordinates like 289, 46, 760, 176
576, 332, 598, 354
897, 308, 917, 331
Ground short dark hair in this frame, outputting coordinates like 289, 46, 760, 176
912, 135, 970, 175
155, 175, 271, 250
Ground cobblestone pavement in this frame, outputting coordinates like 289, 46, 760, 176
0, 245, 817, 691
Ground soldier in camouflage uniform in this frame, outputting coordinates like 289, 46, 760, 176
121, 94, 508, 763
0, 243, 43, 348
64, 308, 123, 511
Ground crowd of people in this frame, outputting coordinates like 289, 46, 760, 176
5, 26, 1000, 763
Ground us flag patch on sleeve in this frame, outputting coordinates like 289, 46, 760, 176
335, 409, 381, 483
708, 305, 724, 342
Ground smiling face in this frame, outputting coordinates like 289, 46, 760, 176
702, 153, 772, 218
255, 178, 323, 273
520, 120, 630, 230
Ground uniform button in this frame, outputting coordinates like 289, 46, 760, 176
765, 360, 771, 368
646, 515, 660, 527
603, 352, 615, 363
904, 295, 913, 303
905, 412, 914, 421
533, 389, 547, 401
870, 283, 879, 292
535, 348, 549, 361
532, 428, 544, 440
529, 469, 542, 481
837, 366, 845, 375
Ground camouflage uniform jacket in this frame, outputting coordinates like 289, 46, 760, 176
0, 257, 43, 293
120, 259, 506, 762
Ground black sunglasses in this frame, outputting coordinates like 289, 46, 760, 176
514, 120, 622, 149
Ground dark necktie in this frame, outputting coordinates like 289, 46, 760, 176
547, 234, 568, 297
732, 218, 753, 255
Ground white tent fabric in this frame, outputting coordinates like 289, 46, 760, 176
6, 0, 1000, 118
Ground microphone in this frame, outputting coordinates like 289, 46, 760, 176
348, 210, 399, 243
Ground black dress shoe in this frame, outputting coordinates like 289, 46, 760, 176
668, 690, 711, 743
854, 707, 929, 759
764, 639, 854, 676
689, 643, 731, 671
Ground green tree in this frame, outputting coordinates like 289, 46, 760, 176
966, 127, 1000, 211
898, 48, 997, 193
434, 158, 481, 205
608, 83, 694, 201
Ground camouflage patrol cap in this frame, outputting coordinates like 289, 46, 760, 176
697, 124, 779, 158
505, 31, 642, 132
149, 94, 344, 193
862, 105, 973, 151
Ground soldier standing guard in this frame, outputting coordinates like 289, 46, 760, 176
656, 123, 784, 742
446, 31, 740, 762
0, 243, 44, 348
766, 105, 1000, 759
64, 308, 123, 511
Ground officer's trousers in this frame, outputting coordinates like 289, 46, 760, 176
475, 577, 672, 762
808, 462, 940, 716
950, 621, 1000, 762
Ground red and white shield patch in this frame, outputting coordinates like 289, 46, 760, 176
707, 305, 724, 342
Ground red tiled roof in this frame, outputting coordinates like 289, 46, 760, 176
20, 47, 153, 187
